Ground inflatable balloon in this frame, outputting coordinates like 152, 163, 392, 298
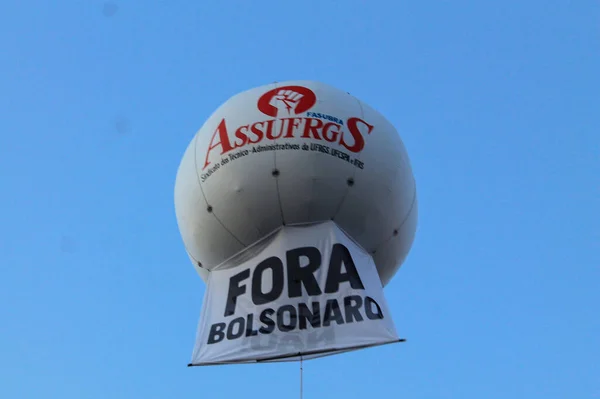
174, 80, 417, 365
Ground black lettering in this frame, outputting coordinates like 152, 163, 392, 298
277, 304, 298, 332
245, 313, 259, 337
343, 295, 364, 323
325, 244, 365, 293
224, 268, 250, 316
298, 302, 321, 329
259, 308, 276, 334
226, 317, 245, 340
252, 256, 284, 305
207, 323, 226, 344
323, 299, 345, 327
286, 247, 322, 298
364, 296, 384, 320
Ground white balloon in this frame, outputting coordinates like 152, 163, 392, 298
174, 80, 417, 286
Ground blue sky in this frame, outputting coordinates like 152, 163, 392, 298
1, 1, 598, 398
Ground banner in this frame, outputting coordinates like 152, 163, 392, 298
189, 221, 401, 366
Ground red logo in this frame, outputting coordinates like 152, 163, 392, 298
200, 84, 375, 172
257, 86, 317, 117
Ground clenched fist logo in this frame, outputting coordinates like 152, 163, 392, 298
269, 89, 304, 116
257, 85, 317, 118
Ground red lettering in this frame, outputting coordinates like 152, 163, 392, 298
322, 122, 341, 143
264, 120, 275, 141
267, 119, 284, 140
234, 125, 249, 148
302, 118, 323, 139
283, 118, 303, 138
203, 119, 232, 169
342, 117, 373, 153
249, 121, 265, 144
202, 116, 373, 171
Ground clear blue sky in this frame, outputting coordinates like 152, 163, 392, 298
1, 1, 598, 398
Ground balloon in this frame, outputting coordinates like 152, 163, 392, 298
174, 80, 418, 365
175, 80, 417, 286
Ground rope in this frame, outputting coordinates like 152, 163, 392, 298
300, 355, 303, 399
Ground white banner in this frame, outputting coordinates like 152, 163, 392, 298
189, 221, 401, 366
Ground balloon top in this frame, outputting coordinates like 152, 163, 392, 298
174, 80, 417, 286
